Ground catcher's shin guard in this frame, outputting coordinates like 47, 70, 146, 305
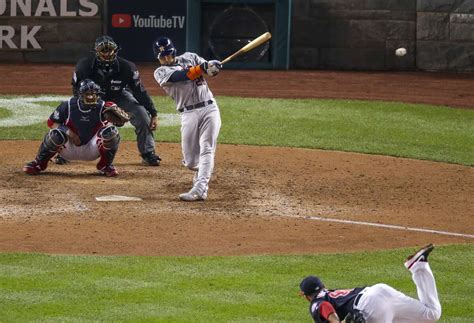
36, 129, 67, 162
96, 126, 120, 170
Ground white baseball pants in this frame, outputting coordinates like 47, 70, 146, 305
355, 262, 441, 322
180, 103, 221, 196
59, 135, 100, 161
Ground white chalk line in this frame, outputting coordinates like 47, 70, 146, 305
284, 215, 474, 239
0, 96, 180, 127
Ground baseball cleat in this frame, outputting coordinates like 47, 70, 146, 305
404, 244, 434, 270
99, 165, 119, 177
23, 160, 47, 175
179, 188, 207, 202
141, 152, 161, 166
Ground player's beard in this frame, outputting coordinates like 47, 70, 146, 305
159, 55, 175, 66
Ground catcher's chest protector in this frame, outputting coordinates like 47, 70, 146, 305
66, 98, 106, 144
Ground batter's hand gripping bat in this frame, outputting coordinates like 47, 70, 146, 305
221, 32, 272, 64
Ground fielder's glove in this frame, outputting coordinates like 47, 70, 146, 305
200, 60, 222, 76
343, 311, 366, 323
103, 101, 130, 127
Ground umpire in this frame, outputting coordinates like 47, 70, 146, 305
69, 35, 161, 166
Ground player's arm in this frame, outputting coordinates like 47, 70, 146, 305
168, 62, 222, 82
319, 301, 340, 323
47, 102, 81, 145
127, 62, 157, 118
327, 313, 341, 323
47, 102, 67, 128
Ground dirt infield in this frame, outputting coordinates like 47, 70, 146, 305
0, 64, 473, 256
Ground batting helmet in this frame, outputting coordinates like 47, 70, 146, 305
300, 276, 325, 296
79, 79, 102, 106
94, 35, 119, 64
153, 37, 176, 60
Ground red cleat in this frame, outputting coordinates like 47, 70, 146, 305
23, 160, 47, 175
404, 244, 434, 270
98, 164, 118, 177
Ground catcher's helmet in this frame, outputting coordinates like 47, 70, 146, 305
300, 276, 325, 296
78, 79, 102, 106
94, 35, 119, 64
153, 37, 176, 60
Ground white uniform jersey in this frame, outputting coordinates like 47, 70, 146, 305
153, 52, 215, 111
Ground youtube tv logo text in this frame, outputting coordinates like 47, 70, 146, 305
111, 14, 186, 29
112, 14, 132, 28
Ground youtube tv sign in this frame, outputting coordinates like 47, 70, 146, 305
108, 0, 187, 62
111, 14, 132, 28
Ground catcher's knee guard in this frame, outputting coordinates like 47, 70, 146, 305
36, 128, 67, 162
98, 125, 120, 150
97, 126, 120, 170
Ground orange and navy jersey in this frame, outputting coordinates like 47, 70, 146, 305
48, 97, 107, 145
309, 287, 365, 322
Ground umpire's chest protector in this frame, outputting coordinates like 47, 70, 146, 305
82, 58, 134, 100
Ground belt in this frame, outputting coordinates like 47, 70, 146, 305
354, 293, 363, 307
353, 288, 367, 308
179, 100, 213, 113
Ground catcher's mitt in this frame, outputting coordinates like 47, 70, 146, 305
103, 101, 130, 127
343, 311, 366, 323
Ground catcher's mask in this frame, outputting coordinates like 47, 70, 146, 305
153, 37, 176, 64
299, 276, 325, 296
79, 79, 102, 106
94, 36, 119, 65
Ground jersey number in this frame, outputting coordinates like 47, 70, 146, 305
195, 76, 204, 86
328, 289, 352, 298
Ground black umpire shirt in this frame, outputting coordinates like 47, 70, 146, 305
72, 56, 157, 117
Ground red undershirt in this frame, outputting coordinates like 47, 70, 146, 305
320, 301, 336, 319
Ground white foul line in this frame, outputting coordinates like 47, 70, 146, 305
290, 215, 474, 239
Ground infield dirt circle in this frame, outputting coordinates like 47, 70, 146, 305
0, 64, 473, 256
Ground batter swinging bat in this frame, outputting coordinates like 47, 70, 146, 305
221, 32, 272, 64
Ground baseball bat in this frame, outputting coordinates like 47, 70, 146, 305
221, 32, 272, 64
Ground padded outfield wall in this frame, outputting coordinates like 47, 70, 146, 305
291, 0, 474, 72
0, 0, 473, 72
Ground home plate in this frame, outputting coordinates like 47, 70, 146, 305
95, 195, 143, 202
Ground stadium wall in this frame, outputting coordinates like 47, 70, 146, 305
291, 0, 474, 72
0, 0, 473, 72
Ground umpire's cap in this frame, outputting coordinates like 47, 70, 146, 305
153, 37, 176, 60
300, 276, 324, 296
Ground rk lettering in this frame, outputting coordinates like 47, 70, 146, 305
0, 25, 42, 49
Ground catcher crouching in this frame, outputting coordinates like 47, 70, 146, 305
23, 79, 130, 177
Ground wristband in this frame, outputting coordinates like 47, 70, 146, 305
186, 65, 203, 80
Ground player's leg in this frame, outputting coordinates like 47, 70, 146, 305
96, 125, 120, 177
114, 91, 160, 166
410, 262, 441, 320
179, 110, 202, 200
23, 128, 67, 175
194, 105, 221, 198
355, 284, 395, 323
392, 246, 441, 322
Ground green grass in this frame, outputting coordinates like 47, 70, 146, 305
1, 95, 473, 320
0, 244, 472, 322
0, 96, 472, 165
0, 107, 12, 118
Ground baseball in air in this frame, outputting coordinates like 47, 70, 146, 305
395, 47, 407, 57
